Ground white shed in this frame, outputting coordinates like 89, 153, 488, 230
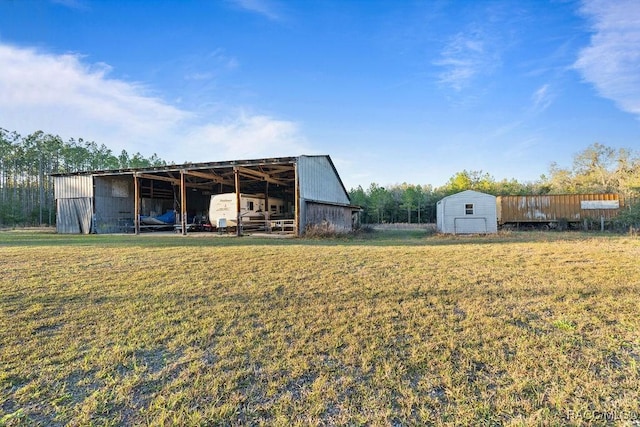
436, 190, 497, 234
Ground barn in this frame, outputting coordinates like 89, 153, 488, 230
53, 155, 360, 236
436, 190, 497, 234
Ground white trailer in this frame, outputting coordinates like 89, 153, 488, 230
209, 193, 285, 228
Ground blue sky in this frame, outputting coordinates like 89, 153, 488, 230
1, 0, 639, 190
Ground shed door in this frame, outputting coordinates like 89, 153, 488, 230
454, 217, 487, 234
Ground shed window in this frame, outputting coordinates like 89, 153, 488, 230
247, 201, 254, 211
465, 203, 474, 215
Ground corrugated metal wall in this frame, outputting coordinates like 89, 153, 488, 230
497, 194, 621, 225
94, 176, 135, 233
54, 175, 94, 199
296, 156, 353, 234
297, 156, 350, 204
56, 198, 93, 234
54, 175, 94, 234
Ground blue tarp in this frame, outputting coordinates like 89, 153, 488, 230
140, 210, 176, 225
155, 210, 176, 224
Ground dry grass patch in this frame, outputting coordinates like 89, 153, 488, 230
1, 231, 639, 425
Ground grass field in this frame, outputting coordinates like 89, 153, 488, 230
1, 230, 640, 426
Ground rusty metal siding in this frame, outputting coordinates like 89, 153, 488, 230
297, 156, 350, 204
305, 203, 354, 232
54, 175, 94, 199
497, 194, 622, 225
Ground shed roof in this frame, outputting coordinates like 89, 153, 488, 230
439, 190, 496, 201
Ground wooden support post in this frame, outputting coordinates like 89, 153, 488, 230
264, 182, 271, 233
181, 170, 187, 235
134, 174, 140, 235
234, 167, 241, 236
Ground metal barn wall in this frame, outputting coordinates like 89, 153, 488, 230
304, 203, 354, 233
56, 198, 93, 234
54, 175, 94, 234
54, 175, 94, 199
297, 155, 352, 234
297, 156, 350, 204
497, 194, 621, 225
94, 176, 135, 233
437, 190, 497, 234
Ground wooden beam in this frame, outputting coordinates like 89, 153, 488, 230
262, 165, 294, 175
136, 173, 180, 184
236, 166, 288, 186
137, 172, 213, 190
183, 170, 232, 185
235, 167, 241, 236
180, 171, 187, 235
134, 175, 140, 235
264, 182, 271, 233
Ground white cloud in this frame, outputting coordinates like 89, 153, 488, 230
0, 43, 310, 162
177, 49, 239, 83
574, 0, 640, 118
207, 48, 240, 73
184, 72, 215, 81
177, 112, 312, 162
435, 31, 492, 91
228, 0, 282, 21
531, 83, 553, 113
50, 0, 88, 10
432, 3, 521, 96
0, 44, 189, 148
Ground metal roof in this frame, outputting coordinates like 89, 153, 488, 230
51, 156, 299, 177
52, 155, 351, 203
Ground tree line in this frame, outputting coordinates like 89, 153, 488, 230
1, 127, 639, 228
349, 143, 640, 224
0, 129, 165, 226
